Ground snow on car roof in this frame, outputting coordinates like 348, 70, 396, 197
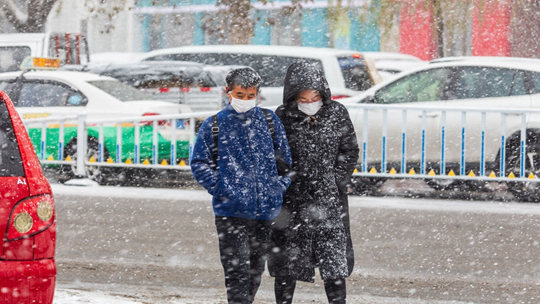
141, 45, 365, 60
362, 52, 423, 61
0, 70, 118, 82
429, 56, 540, 71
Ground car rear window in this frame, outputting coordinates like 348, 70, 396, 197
338, 56, 374, 91
87, 80, 155, 101
532, 71, 540, 94
0, 46, 31, 72
89, 64, 225, 89
144, 53, 322, 87
0, 100, 24, 177
0, 80, 18, 97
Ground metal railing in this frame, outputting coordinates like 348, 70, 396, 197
23, 104, 540, 183
346, 103, 540, 183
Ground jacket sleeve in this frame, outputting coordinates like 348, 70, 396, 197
271, 111, 293, 191
190, 117, 220, 195
335, 105, 360, 192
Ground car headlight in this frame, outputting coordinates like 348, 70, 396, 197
13, 212, 33, 233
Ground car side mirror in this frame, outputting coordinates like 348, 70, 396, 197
362, 95, 375, 104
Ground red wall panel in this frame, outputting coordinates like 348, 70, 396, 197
472, 0, 511, 56
399, 2, 438, 60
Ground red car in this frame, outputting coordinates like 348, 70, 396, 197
0, 91, 56, 303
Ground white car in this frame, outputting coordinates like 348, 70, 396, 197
342, 57, 540, 199
362, 52, 427, 80
0, 68, 193, 183
0, 70, 191, 120
139, 45, 382, 106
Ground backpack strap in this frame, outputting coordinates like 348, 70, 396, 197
261, 108, 275, 140
211, 114, 219, 167
211, 109, 275, 169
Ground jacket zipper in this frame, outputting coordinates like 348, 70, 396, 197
244, 117, 259, 216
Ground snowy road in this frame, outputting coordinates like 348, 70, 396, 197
51, 184, 540, 303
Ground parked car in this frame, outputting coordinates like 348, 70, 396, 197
0, 91, 56, 304
341, 57, 540, 200
139, 45, 382, 106
362, 52, 427, 80
0, 32, 89, 72
84, 61, 242, 111
0, 58, 193, 183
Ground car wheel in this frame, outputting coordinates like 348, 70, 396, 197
58, 137, 110, 184
350, 177, 386, 196
506, 136, 540, 202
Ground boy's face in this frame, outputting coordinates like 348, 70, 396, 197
227, 85, 258, 101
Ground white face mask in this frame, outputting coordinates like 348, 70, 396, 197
297, 100, 323, 116
229, 96, 257, 113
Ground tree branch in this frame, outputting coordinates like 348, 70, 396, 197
0, 0, 27, 31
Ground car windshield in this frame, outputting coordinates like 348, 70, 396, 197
87, 79, 155, 101
532, 71, 540, 93
0, 46, 31, 73
338, 56, 374, 91
374, 68, 453, 103
0, 99, 24, 177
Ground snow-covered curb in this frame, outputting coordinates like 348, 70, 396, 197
54, 288, 144, 304
52, 183, 540, 215
51, 183, 212, 202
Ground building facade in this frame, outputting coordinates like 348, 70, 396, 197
1, 0, 534, 58
132, 0, 381, 52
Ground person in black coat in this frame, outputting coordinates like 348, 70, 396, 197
269, 62, 360, 303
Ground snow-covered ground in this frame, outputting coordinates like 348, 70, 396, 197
54, 287, 476, 304
54, 288, 144, 304
51, 182, 539, 303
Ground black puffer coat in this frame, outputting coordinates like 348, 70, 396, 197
269, 62, 359, 282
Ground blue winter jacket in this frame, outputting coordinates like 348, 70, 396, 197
191, 105, 292, 220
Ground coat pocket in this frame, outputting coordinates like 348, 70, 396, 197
212, 180, 234, 201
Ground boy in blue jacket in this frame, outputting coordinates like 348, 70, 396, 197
191, 67, 292, 304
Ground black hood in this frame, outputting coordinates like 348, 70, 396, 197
282, 61, 332, 110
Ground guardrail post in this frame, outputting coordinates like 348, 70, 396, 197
401, 110, 407, 174
170, 119, 177, 166
381, 109, 387, 173
480, 112, 486, 176
500, 113, 506, 177
440, 111, 446, 176
76, 114, 87, 177
460, 111, 467, 176
40, 122, 46, 160
152, 120, 158, 165
421, 110, 426, 175
362, 109, 369, 173
189, 117, 195, 163
520, 114, 527, 178
58, 119, 65, 161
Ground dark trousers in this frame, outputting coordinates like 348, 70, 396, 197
215, 216, 272, 304
275, 276, 347, 304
